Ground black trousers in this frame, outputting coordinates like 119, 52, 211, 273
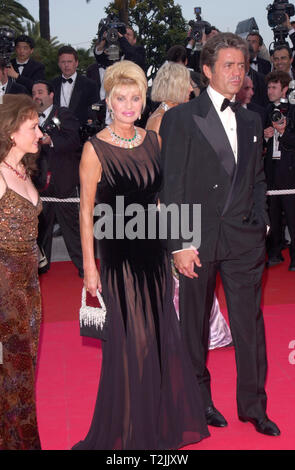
38, 191, 83, 274
267, 194, 295, 261
179, 244, 268, 420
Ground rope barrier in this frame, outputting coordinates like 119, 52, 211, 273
40, 197, 80, 203
266, 189, 295, 195
40, 189, 295, 203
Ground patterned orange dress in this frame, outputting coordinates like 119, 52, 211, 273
0, 181, 42, 450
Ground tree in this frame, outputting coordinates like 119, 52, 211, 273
39, 0, 50, 41
106, 0, 187, 78
0, 0, 34, 34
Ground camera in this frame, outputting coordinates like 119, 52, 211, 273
267, 0, 295, 46
0, 26, 15, 68
188, 7, 212, 49
41, 116, 61, 137
97, 13, 126, 61
79, 103, 106, 143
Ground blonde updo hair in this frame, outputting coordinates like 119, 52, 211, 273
104, 60, 147, 111
151, 61, 191, 104
0, 94, 39, 174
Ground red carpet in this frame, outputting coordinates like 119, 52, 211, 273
37, 249, 295, 450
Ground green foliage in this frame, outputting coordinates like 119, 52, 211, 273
0, 0, 34, 34
105, 0, 188, 78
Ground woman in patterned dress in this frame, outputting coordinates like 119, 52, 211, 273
0, 94, 43, 450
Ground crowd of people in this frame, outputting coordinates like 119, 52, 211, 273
2, 13, 295, 449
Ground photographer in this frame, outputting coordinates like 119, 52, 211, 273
264, 71, 295, 270
32, 80, 83, 277
93, 22, 145, 71
185, 8, 219, 73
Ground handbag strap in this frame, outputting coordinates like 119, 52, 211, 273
81, 286, 106, 311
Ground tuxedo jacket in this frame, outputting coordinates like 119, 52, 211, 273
11, 57, 45, 94
159, 90, 269, 262
52, 74, 99, 126
35, 105, 81, 198
264, 103, 295, 190
253, 57, 271, 76
247, 102, 267, 128
5, 77, 28, 95
247, 68, 269, 108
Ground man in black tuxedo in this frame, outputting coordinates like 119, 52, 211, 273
52, 46, 99, 127
0, 65, 28, 95
264, 71, 295, 271
160, 32, 280, 436
246, 32, 271, 76
32, 80, 83, 277
8, 35, 45, 94
236, 75, 267, 126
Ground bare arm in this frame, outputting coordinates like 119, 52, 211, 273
79, 141, 102, 296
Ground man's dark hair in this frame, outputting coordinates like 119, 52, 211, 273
58, 45, 78, 61
265, 70, 291, 89
273, 44, 293, 58
15, 35, 35, 49
246, 32, 263, 47
200, 32, 249, 72
33, 79, 54, 94
166, 45, 187, 65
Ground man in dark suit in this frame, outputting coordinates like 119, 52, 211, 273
52, 46, 99, 127
160, 32, 280, 436
263, 71, 295, 271
0, 65, 28, 95
32, 80, 83, 277
236, 75, 267, 126
8, 35, 45, 94
247, 32, 271, 76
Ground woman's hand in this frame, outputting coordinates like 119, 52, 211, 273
84, 266, 102, 296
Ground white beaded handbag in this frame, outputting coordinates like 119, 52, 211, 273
79, 287, 107, 340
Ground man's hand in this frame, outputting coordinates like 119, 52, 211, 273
41, 133, 52, 146
264, 126, 275, 139
173, 249, 202, 279
6, 66, 19, 80
272, 118, 287, 135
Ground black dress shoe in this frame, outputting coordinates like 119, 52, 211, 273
205, 405, 228, 427
266, 255, 284, 267
239, 416, 280, 436
288, 263, 295, 272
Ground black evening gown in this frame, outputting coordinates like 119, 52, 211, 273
73, 131, 209, 450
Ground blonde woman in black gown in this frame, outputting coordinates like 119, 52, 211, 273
72, 61, 209, 450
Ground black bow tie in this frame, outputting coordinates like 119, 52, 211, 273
250, 59, 258, 64
38, 112, 45, 118
62, 77, 73, 84
220, 98, 240, 113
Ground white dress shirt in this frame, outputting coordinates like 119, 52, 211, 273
207, 85, 238, 162
38, 104, 53, 127
60, 72, 77, 108
0, 82, 7, 96
16, 59, 29, 75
